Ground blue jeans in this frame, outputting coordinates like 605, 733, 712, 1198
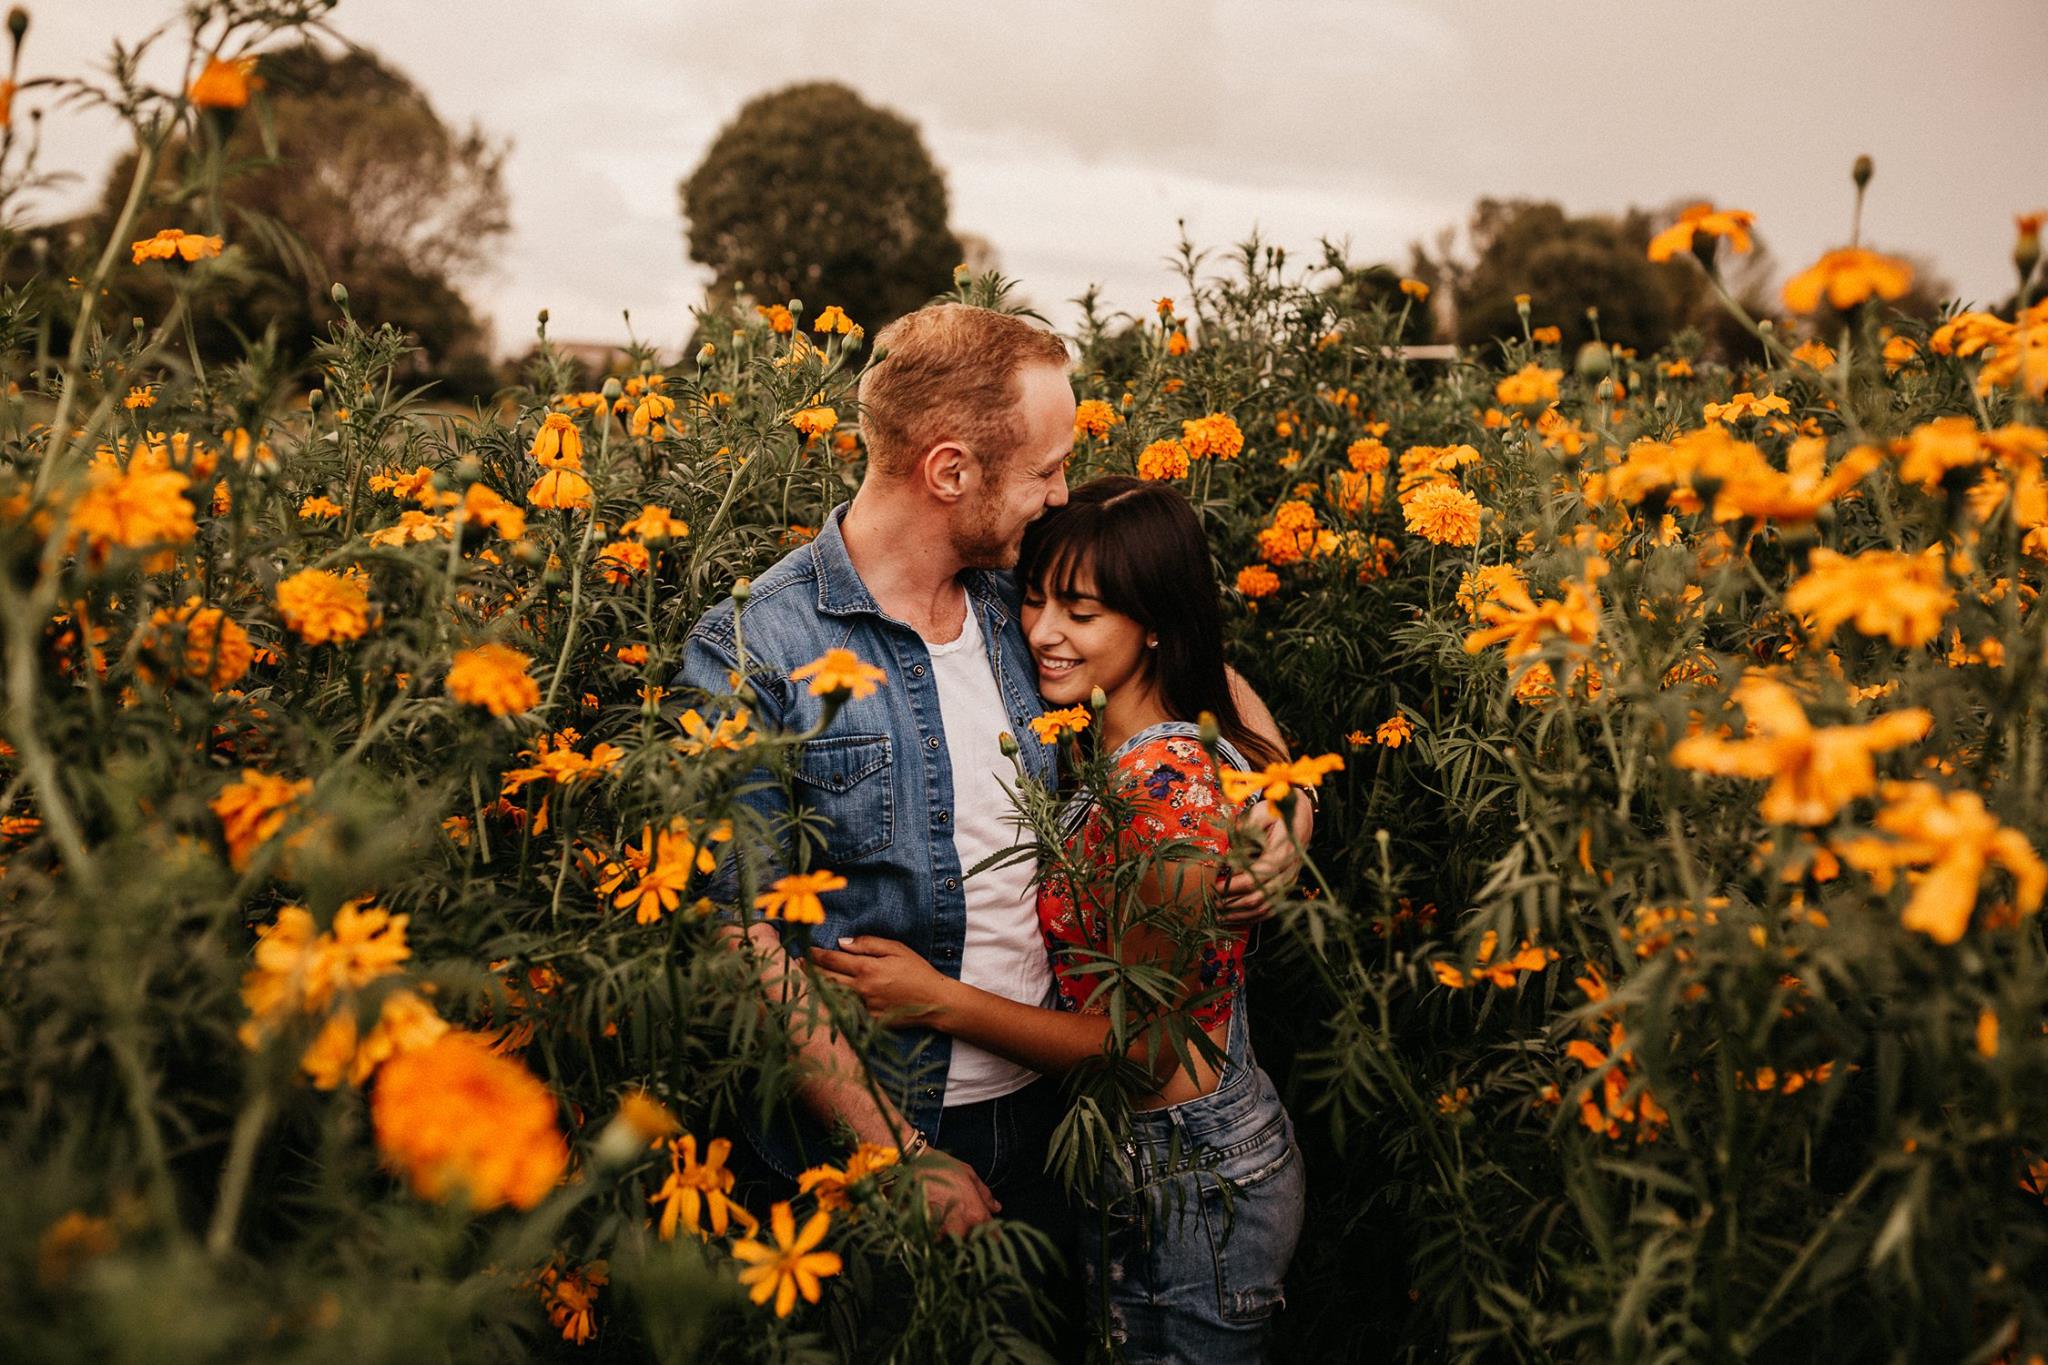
1080, 997, 1306, 1363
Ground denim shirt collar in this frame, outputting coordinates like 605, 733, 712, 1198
809, 503, 1014, 630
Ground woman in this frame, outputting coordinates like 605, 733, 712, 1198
811, 476, 1306, 1362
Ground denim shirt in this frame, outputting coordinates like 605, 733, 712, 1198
673, 504, 1057, 1174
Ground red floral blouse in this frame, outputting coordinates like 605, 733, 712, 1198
1036, 729, 1245, 1030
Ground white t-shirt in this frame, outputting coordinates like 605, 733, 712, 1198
924, 604, 1050, 1106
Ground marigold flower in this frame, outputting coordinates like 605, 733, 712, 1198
1702, 391, 1791, 424
36, 1212, 118, 1290
1167, 329, 1191, 357
675, 707, 758, 756
123, 385, 157, 410
612, 821, 728, 923
143, 597, 253, 691
130, 228, 224, 265
527, 464, 593, 511
812, 305, 855, 334
447, 643, 540, 716
1375, 714, 1414, 749
1180, 412, 1244, 461
371, 1032, 568, 1212
790, 405, 837, 441
1646, 203, 1757, 265
1137, 439, 1191, 481
536, 1259, 608, 1346
301, 988, 449, 1090
1464, 563, 1604, 663
366, 510, 452, 547
1892, 415, 1988, 488
1456, 564, 1524, 620
1399, 278, 1431, 302
756, 870, 848, 925
68, 462, 197, 553
1669, 674, 1931, 826
1782, 247, 1914, 313
620, 504, 688, 542
650, 1135, 750, 1240
631, 392, 678, 439
1236, 564, 1280, 599
797, 1143, 900, 1214
1401, 482, 1482, 547
189, 53, 261, 109
1881, 334, 1920, 373
1789, 340, 1837, 371
1431, 929, 1557, 989
239, 898, 411, 1040
1029, 706, 1091, 744
1835, 781, 2045, 944
1347, 438, 1390, 474
298, 494, 344, 519
1784, 546, 1955, 647
277, 568, 372, 645
500, 729, 624, 797
1074, 399, 1121, 440
756, 304, 795, 333
596, 540, 650, 585
459, 483, 526, 541
211, 769, 312, 871
1219, 753, 1344, 814
732, 1202, 842, 1318
530, 412, 584, 467
790, 648, 886, 701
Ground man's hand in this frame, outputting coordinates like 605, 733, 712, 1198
913, 1148, 1000, 1239
1219, 794, 1314, 926
810, 936, 956, 1022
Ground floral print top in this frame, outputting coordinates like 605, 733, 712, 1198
1037, 725, 1248, 1030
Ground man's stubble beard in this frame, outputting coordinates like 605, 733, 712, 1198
948, 487, 1023, 571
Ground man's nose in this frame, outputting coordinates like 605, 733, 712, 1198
1047, 466, 1070, 507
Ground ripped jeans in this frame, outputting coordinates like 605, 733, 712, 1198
1079, 995, 1306, 1363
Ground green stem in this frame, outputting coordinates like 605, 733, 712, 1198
205, 1090, 274, 1256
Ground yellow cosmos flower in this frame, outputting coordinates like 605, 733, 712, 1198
277, 568, 372, 645
732, 1202, 842, 1318
1784, 546, 1955, 647
130, 228, 224, 265
371, 1032, 568, 1212
1669, 674, 1930, 826
1782, 247, 1914, 313
755, 870, 848, 925
790, 648, 886, 701
447, 643, 540, 716
1835, 781, 2045, 945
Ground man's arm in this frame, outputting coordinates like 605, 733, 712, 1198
1222, 668, 1314, 921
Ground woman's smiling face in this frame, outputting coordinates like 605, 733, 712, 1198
1021, 556, 1151, 707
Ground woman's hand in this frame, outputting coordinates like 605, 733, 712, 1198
809, 937, 959, 1026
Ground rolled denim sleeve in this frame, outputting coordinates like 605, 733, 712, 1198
672, 619, 790, 913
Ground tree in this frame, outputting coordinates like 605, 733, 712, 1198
1445, 199, 1686, 356
84, 43, 507, 393
680, 81, 962, 335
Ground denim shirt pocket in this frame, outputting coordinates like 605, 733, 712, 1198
792, 733, 894, 863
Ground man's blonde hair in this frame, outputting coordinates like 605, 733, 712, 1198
858, 304, 1071, 478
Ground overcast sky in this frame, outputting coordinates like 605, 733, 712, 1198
27, 0, 2048, 354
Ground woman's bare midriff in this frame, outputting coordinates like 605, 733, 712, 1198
1135, 1017, 1233, 1110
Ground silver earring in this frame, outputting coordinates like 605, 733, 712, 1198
1146, 638, 1158, 649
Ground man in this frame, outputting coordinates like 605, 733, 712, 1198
673, 303, 1309, 1251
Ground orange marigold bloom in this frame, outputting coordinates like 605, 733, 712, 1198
68, 462, 197, 552
756, 304, 795, 334
1463, 563, 1604, 663
460, 483, 526, 541
733, 1202, 842, 1318
630, 392, 678, 439
301, 989, 450, 1090
1646, 203, 1757, 264
1835, 781, 2045, 944
756, 870, 848, 925
1218, 754, 1344, 815
130, 228, 224, 265
1784, 546, 1955, 648
797, 1143, 900, 1214
650, 1135, 751, 1240
790, 405, 837, 441
366, 510, 451, 547
1430, 929, 1557, 989
536, 1259, 609, 1346
1028, 706, 1091, 744
530, 412, 585, 467
500, 729, 625, 797
620, 504, 688, 542
1456, 564, 1524, 620
371, 1032, 568, 1212
276, 568, 372, 645
1702, 391, 1791, 424
1347, 438, 1390, 474
527, 465, 593, 511
1892, 415, 1989, 488
812, 305, 855, 334
36, 1212, 118, 1290
189, 53, 261, 110
144, 596, 253, 691
1073, 399, 1121, 440
211, 769, 312, 871
1399, 278, 1431, 302
596, 540, 650, 585
1236, 564, 1280, 599
1669, 674, 1931, 826
1375, 714, 1414, 748
790, 648, 886, 701
1180, 412, 1244, 460
123, 385, 157, 410
1782, 247, 1914, 313
1136, 439, 1191, 481
298, 494, 344, 519
447, 643, 539, 716
1400, 482, 1482, 546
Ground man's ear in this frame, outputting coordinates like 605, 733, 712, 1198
918, 441, 973, 504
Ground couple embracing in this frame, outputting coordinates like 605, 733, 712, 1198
676, 303, 1308, 1361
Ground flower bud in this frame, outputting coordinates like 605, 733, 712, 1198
998, 730, 1020, 757
1574, 341, 1611, 383
537, 307, 550, 326
1852, 155, 1873, 190
732, 576, 751, 604
697, 343, 716, 366
787, 299, 804, 319
307, 387, 325, 410
1514, 293, 1532, 319
8, 8, 28, 43
600, 376, 622, 401
1089, 685, 1107, 712
1197, 711, 1220, 747
2015, 213, 2043, 289
329, 282, 349, 308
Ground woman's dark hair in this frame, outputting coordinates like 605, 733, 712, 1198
1018, 476, 1282, 770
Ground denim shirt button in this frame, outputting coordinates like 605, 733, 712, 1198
936, 810, 950, 825
912, 663, 927, 677
944, 877, 958, 891
925, 736, 940, 750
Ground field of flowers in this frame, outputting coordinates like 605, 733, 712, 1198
6, 6, 2048, 1363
